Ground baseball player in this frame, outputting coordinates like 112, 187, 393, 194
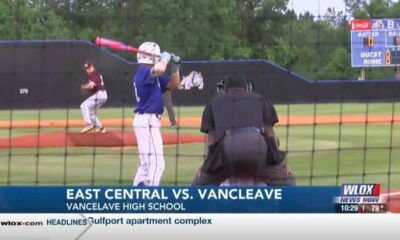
132, 42, 181, 186
80, 61, 108, 133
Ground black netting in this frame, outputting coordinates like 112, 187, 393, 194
0, 1, 398, 211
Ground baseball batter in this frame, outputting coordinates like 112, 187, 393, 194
80, 61, 107, 133
132, 42, 180, 186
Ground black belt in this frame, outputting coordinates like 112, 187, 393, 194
137, 113, 161, 119
225, 127, 261, 136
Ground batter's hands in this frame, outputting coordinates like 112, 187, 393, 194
160, 51, 172, 63
170, 53, 181, 74
171, 54, 181, 64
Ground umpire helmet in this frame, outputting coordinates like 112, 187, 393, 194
216, 71, 254, 93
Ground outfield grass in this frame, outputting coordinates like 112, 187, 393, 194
0, 103, 399, 187
1, 102, 399, 121
0, 106, 203, 121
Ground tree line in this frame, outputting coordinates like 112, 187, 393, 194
1, 0, 400, 80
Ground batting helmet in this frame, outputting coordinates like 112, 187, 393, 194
137, 42, 160, 65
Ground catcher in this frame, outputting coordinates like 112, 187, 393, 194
79, 60, 108, 133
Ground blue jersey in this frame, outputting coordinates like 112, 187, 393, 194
133, 65, 170, 114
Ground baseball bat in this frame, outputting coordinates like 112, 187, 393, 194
95, 37, 159, 57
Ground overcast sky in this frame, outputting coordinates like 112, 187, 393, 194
287, 0, 346, 16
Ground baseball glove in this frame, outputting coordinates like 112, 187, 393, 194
80, 83, 89, 95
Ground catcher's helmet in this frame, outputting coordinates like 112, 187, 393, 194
137, 42, 160, 65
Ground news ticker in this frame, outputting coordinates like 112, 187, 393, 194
0, 184, 392, 214
1, 214, 400, 240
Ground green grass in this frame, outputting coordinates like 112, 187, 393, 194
0, 106, 204, 121
274, 102, 400, 115
0, 103, 399, 187
1, 103, 399, 121
0, 144, 205, 186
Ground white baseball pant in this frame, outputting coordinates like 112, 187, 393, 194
80, 90, 107, 127
133, 113, 165, 186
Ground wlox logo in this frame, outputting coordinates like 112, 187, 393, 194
341, 184, 380, 196
1, 220, 43, 227
335, 184, 382, 204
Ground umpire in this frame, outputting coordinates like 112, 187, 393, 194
192, 71, 296, 186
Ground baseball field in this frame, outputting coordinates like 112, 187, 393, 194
0, 102, 399, 188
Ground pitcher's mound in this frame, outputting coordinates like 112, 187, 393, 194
0, 131, 205, 148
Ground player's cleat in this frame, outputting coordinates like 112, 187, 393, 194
95, 127, 106, 133
80, 124, 94, 133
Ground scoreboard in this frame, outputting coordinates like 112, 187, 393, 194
351, 18, 400, 67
